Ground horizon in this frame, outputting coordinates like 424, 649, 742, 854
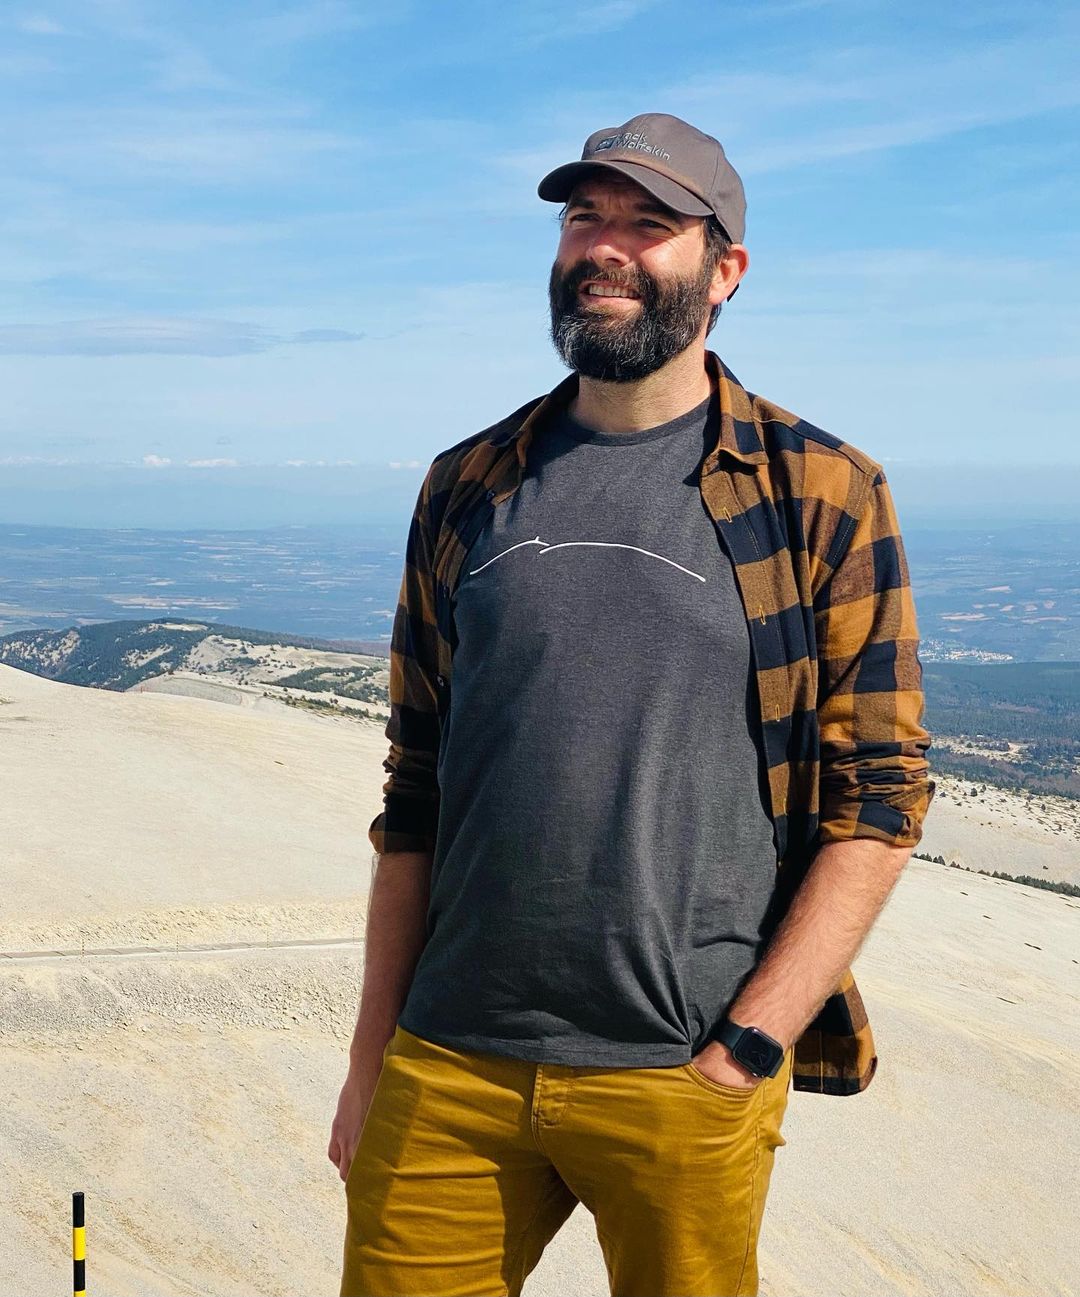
0, 458, 1077, 532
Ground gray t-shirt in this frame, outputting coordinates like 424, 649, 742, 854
398, 392, 780, 1066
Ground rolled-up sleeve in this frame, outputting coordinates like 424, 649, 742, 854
368, 467, 442, 856
814, 465, 936, 850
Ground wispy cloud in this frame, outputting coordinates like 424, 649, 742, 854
14, 105, 357, 185
246, 0, 400, 45
499, 17, 1080, 182
664, 24, 1080, 173
0, 453, 78, 465
291, 328, 364, 344
0, 49, 59, 75
389, 0, 658, 64
524, 0, 658, 39
16, 15, 69, 36
0, 318, 366, 357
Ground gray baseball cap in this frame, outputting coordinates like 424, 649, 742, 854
537, 112, 746, 244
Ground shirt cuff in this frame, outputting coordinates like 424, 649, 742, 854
367, 797, 439, 856
817, 778, 937, 850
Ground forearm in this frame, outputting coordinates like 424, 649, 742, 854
727, 838, 912, 1050
346, 850, 433, 1078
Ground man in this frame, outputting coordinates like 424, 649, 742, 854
330, 112, 936, 1297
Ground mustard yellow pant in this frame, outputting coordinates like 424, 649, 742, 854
340, 1024, 793, 1297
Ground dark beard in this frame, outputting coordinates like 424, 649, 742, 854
548, 257, 714, 382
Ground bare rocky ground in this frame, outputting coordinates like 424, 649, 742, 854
1, 664, 1078, 1296
921, 766, 1080, 888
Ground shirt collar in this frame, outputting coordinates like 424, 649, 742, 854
491, 351, 768, 473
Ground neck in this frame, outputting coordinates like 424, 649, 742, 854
568, 342, 714, 435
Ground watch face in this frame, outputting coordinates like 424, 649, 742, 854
735, 1028, 779, 1075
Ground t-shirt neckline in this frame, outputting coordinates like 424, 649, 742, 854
555, 391, 716, 446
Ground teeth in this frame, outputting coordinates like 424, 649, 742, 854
586, 285, 638, 298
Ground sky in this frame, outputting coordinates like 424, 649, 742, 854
2, 0, 1078, 528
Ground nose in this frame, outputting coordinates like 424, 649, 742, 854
585, 219, 631, 268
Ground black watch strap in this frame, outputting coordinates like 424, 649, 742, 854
710, 1016, 785, 1078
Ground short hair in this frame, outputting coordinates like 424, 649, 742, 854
702, 216, 732, 335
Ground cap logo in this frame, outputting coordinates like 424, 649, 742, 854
591, 130, 671, 162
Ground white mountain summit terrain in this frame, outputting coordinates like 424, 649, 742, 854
0, 663, 1077, 1296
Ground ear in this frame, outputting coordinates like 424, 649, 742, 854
708, 243, 749, 306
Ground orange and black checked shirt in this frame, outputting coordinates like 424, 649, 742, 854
369, 350, 937, 1096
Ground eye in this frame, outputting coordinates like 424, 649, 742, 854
640, 219, 670, 231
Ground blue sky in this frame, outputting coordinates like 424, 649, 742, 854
2, 0, 1078, 527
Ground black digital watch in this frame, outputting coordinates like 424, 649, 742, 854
709, 1016, 785, 1079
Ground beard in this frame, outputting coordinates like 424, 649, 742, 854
548, 255, 714, 382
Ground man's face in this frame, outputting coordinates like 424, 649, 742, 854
548, 171, 720, 383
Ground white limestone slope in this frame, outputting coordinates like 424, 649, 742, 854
1, 663, 1078, 1296
0, 663, 389, 951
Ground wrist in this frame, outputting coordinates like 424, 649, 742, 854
709, 1014, 786, 1079
348, 1018, 398, 1075
726, 1002, 793, 1053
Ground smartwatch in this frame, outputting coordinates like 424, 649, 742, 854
709, 1016, 785, 1079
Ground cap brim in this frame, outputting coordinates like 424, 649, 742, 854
537, 159, 711, 218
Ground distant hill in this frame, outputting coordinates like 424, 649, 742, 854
0, 619, 389, 692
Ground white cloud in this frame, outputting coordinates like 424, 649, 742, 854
142, 454, 172, 467
2, 98, 361, 187
0, 318, 365, 357
17, 15, 68, 36
291, 328, 366, 344
0, 453, 75, 465
246, 1, 395, 45
497, 19, 1080, 182
185, 458, 240, 468
519, 0, 658, 40
662, 26, 1080, 174
282, 458, 356, 466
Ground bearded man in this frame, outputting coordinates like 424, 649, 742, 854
330, 112, 936, 1297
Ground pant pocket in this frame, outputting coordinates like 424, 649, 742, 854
680, 1060, 766, 1100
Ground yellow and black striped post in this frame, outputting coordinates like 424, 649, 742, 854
72, 1191, 86, 1296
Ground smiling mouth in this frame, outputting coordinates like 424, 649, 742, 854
582, 283, 640, 299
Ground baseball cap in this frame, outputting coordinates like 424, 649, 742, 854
537, 112, 746, 244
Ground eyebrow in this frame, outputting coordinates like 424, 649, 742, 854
566, 195, 683, 222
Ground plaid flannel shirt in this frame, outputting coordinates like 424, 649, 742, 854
369, 351, 937, 1096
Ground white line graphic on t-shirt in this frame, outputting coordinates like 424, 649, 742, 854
469, 535, 706, 582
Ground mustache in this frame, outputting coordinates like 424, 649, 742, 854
552, 261, 654, 299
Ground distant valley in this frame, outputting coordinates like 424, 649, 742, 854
0, 522, 403, 643
4, 521, 1080, 660
906, 523, 1080, 662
